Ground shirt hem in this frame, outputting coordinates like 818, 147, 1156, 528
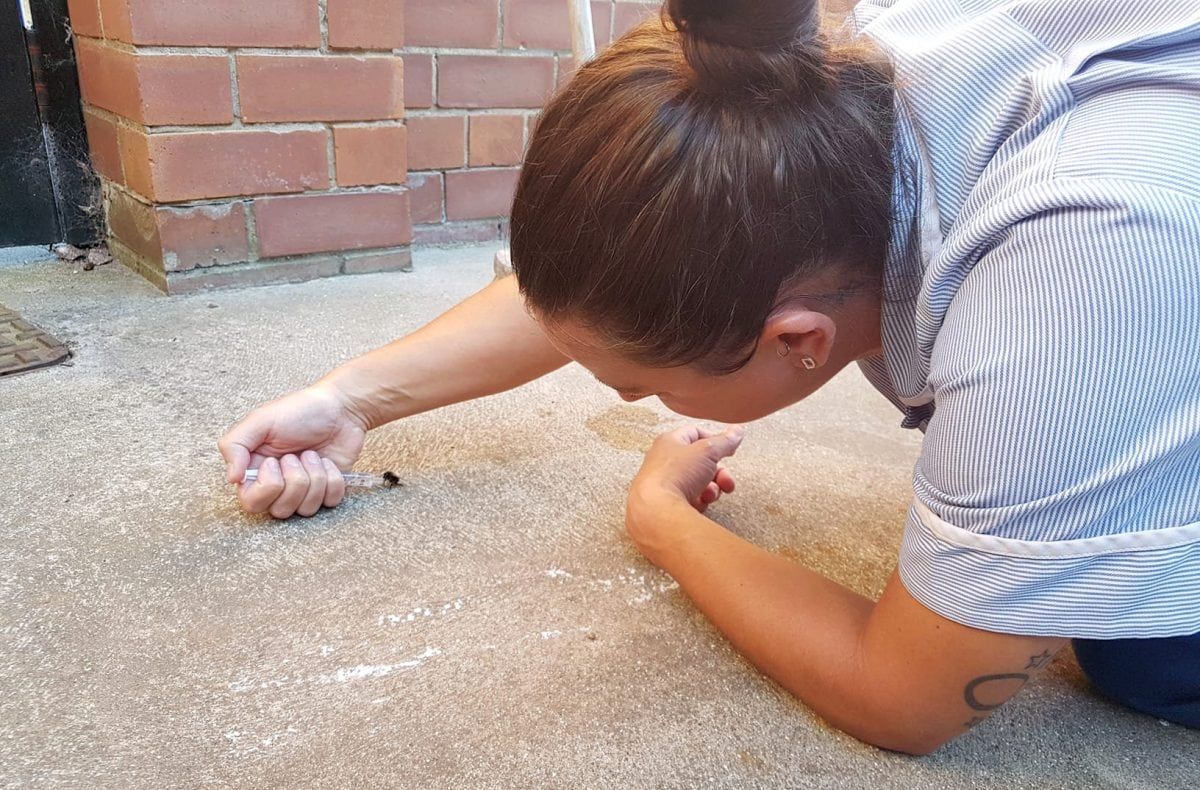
900, 505, 1200, 639
913, 499, 1200, 559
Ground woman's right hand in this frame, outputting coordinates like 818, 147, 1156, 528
218, 383, 370, 519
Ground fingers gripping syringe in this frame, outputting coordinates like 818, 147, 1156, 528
241, 469, 403, 489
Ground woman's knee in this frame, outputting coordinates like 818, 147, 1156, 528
1072, 634, 1200, 729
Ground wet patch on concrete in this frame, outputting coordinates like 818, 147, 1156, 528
585, 404, 664, 452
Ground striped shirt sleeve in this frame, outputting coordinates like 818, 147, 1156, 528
898, 182, 1200, 639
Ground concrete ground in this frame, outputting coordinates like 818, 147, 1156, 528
0, 246, 54, 267
1, 246, 1196, 789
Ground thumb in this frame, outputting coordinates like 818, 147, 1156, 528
218, 413, 271, 484
700, 426, 745, 461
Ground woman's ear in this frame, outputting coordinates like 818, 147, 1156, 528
761, 306, 838, 369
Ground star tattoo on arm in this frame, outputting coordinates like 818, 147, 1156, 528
1025, 649, 1053, 670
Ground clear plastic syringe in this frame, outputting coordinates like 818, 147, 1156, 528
241, 468, 402, 489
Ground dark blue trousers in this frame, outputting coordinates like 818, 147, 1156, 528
1073, 633, 1200, 728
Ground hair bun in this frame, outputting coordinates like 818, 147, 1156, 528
666, 0, 828, 96
668, 0, 820, 50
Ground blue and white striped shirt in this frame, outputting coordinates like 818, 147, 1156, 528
851, 0, 1200, 638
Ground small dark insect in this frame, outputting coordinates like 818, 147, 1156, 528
382, 471, 403, 488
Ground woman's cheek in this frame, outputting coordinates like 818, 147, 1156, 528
655, 395, 686, 415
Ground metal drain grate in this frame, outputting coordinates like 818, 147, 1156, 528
0, 305, 70, 377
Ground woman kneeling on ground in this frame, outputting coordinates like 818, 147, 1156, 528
219, 0, 1200, 751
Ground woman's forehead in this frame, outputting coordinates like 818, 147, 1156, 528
538, 315, 616, 357
540, 317, 685, 384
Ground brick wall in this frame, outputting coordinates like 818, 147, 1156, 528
69, 0, 411, 294
402, 0, 661, 245
71, 1, 861, 288
403, 0, 860, 245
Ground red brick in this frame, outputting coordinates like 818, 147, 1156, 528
97, 0, 132, 41
116, 0, 320, 46
107, 187, 162, 264
116, 124, 153, 197
166, 258, 342, 295
402, 54, 433, 110
255, 192, 412, 258
334, 125, 408, 187
76, 41, 232, 125
328, 0, 404, 50
613, 1, 660, 39
438, 56, 555, 109
408, 172, 443, 224
445, 168, 520, 220
469, 114, 525, 167
406, 115, 466, 170
413, 220, 502, 245
504, 0, 612, 51
83, 110, 123, 185
343, 249, 413, 274
406, 0, 498, 48
157, 202, 250, 271
557, 55, 577, 88
237, 55, 404, 123
109, 238, 167, 290
67, 0, 102, 38
121, 128, 330, 202
137, 56, 233, 125
75, 39, 138, 117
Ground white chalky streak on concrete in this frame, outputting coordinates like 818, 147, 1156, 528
536, 626, 592, 642
228, 646, 442, 692
224, 726, 299, 758
566, 567, 681, 605
379, 599, 464, 626
316, 647, 442, 685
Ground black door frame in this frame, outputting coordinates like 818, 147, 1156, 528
4, 0, 101, 246
0, 0, 58, 245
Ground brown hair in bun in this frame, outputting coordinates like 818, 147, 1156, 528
512, 1, 897, 372
667, 0, 828, 95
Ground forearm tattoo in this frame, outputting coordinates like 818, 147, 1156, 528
962, 650, 1054, 729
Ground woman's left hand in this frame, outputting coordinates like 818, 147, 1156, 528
626, 425, 744, 561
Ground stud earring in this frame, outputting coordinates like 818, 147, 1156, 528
777, 341, 791, 357
802, 356, 817, 370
